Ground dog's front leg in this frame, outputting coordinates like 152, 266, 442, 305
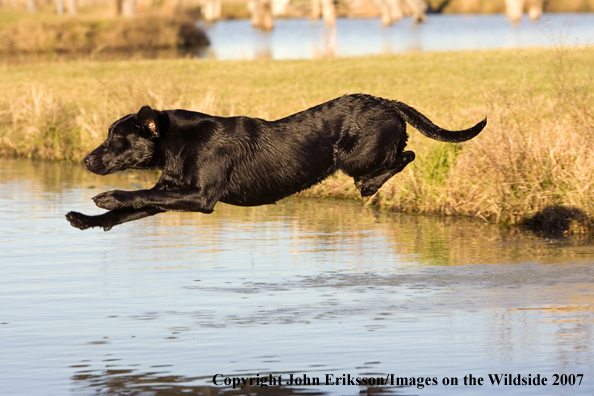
93, 188, 219, 213
66, 207, 165, 231
92, 189, 145, 210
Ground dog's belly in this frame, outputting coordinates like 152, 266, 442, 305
220, 181, 318, 206
219, 195, 279, 207
221, 169, 333, 207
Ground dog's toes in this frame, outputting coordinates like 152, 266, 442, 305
66, 211, 116, 231
355, 174, 378, 196
92, 191, 125, 210
92, 192, 111, 209
360, 185, 379, 197
66, 211, 91, 230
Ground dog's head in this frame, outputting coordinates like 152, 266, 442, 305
84, 106, 162, 175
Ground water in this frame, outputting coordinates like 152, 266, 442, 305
201, 13, 594, 60
5, 14, 593, 64
1, 158, 594, 395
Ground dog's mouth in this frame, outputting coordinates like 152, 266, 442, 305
83, 155, 111, 175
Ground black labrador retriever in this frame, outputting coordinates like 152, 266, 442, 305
66, 94, 486, 231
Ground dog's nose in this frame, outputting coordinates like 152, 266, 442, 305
83, 155, 92, 167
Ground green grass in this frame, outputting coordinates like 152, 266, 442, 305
1, 46, 593, 230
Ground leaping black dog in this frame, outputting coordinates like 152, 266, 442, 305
66, 94, 486, 231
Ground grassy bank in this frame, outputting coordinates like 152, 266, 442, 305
1, 47, 593, 230
0, 10, 208, 55
433, 0, 594, 14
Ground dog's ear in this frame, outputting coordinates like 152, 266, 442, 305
137, 105, 160, 138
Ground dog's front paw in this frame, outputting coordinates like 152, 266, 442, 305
92, 190, 130, 210
66, 211, 93, 230
66, 211, 114, 231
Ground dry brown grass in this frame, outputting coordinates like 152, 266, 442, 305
0, 15, 207, 54
434, 0, 594, 13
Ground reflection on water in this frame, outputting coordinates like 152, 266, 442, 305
4, 14, 594, 64
1, 158, 594, 396
202, 13, 594, 60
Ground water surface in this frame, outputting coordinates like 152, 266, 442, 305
1, 158, 593, 395
202, 13, 594, 60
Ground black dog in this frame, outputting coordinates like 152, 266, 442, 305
66, 94, 486, 231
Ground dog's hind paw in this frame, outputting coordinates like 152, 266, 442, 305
354, 176, 364, 190
360, 184, 380, 197
354, 175, 379, 196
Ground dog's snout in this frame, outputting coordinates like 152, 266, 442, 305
82, 152, 110, 175
83, 154, 101, 173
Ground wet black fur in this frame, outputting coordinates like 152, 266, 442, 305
66, 94, 486, 231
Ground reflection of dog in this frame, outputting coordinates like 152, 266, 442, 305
66, 94, 486, 231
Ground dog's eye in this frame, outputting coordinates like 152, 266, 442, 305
114, 134, 123, 138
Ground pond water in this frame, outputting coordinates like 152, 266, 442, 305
1, 158, 594, 395
201, 13, 594, 60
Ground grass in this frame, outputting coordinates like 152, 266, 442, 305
433, 0, 594, 13
0, 9, 207, 55
0, 46, 593, 230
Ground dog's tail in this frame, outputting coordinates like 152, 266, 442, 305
393, 101, 486, 143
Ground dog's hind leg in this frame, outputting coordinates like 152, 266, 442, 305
356, 150, 415, 196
